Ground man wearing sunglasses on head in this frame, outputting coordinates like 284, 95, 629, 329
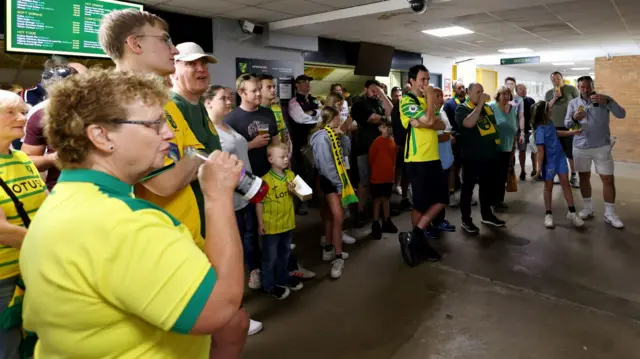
22, 59, 85, 190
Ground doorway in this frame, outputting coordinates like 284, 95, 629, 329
476, 68, 498, 96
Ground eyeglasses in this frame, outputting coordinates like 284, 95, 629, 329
42, 67, 78, 80
134, 34, 173, 47
113, 119, 164, 134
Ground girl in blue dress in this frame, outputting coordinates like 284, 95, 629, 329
532, 101, 585, 229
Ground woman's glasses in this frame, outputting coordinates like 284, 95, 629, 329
113, 119, 164, 134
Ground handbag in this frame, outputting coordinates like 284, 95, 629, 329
506, 152, 518, 192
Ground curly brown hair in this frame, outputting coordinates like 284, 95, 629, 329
44, 68, 169, 169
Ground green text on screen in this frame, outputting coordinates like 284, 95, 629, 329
6, 0, 143, 58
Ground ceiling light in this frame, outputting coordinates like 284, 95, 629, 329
552, 62, 574, 66
497, 48, 533, 53
570, 67, 590, 70
422, 26, 474, 37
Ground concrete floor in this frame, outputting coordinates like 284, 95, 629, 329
242, 162, 640, 359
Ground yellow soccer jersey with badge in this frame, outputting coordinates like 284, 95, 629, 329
135, 101, 205, 247
0, 150, 46, 279
399, 93, 439, 163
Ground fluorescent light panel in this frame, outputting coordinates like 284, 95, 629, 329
422, 26, 474, 37
552, 62, 575, 65
497, 48, 533, 53
570, 67, 590, 70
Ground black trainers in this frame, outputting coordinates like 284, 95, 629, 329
398, 232, 418, 267
371, 221, 382, 240
461, 219, 480, 234
381, 218, 398, 233
481, 215, 506, 227
287, 278, 303, 291
268, 285, 291, 300
519, 171, 526, 181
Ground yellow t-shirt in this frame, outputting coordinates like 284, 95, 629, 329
0, 150, 46, 279
135, 101, 205, 246
20, 168, 215, 358
400, 93, 439, 162
260, 170, 295, 235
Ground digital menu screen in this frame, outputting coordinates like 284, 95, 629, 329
5, 0, 143, 58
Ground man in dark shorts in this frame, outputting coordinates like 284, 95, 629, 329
545, 71, 580, 187
397, 65, 447, 265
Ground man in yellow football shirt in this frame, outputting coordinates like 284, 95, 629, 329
398, 65, 447, 266
99, 9, 205, 244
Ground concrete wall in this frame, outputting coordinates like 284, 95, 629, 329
595, 56, 639, 163
422, 55, 454, 81
209, 18, 304, 88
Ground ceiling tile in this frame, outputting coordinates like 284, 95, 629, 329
221, 7, 295, 22
311, 0, 379, 8
257, 0, 336, 16
161, 0, 246, 15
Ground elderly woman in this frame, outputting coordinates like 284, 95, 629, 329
19, 69, 248, 358
0, 90, 47, 359
490, 86, 519, 207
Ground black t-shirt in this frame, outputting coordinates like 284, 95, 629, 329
523, 96, 535, 133
391, 100, 405, 147
224, 106, 278, 177
351, 96, 385, 156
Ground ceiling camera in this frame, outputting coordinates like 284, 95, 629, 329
408, 0, 427, 14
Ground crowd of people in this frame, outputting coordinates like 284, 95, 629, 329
0, 7, 627, 359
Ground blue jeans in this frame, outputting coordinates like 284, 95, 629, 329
261, 231, 293, 292
235, 204, 260, 271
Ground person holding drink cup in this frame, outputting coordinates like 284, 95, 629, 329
565, 76, 626, 229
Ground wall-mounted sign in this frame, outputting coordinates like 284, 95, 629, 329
236, 57, 296, 100
500, 56, 541, 65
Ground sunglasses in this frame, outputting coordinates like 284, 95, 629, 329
42, 67, 78, 80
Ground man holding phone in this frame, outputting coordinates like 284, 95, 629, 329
565, 76, 626, 229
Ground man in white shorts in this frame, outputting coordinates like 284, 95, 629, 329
565, 76, 626, 228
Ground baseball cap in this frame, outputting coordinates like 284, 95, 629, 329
295, 75, 313, 83
175, 42, 217, 64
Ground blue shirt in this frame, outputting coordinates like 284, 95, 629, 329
564, 96, 626, 149
535, 123, 565, 165
437, 111, 454, 170
490, 103, 518, 152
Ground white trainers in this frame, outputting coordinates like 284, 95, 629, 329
289, 265, 316, 279
248, 269, 261, 290
604, 213, 624, 229
448, 193, 459, 207
544, 214, 555, 228
321, 232, 356, 246
567, 212, 584, 228
322, 248, 349, 261
579, 208, 594, 220
248, 319, 263, 336
330, 258, 344, 279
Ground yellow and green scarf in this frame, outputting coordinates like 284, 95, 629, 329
324, 126, 358, 207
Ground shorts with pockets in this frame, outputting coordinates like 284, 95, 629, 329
357, 155, 370, 186
370, 183, 393, 199
517, 129, 530, 152
541, 151, 569, 181
573, 145, 614, 175
556, 127, 574, 159
406, 160, 448, 213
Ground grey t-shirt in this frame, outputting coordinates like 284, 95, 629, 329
545, 85, 580, 128
216, 124, 253, 211
224, 106, 278, 177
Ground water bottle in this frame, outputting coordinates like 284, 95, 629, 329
185, 147, 269, 203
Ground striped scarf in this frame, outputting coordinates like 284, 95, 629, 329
324, 126, 358, 207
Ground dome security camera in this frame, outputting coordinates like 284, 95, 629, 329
408, 0, 427, 14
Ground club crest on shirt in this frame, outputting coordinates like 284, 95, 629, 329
165, 111, 178, 130
409, 104, 418, 113
207, 118, 218, 136
477, 115, 497, 137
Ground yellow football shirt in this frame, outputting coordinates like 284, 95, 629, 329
261, 170, 295, 235
400, 93, 439, 163
135, 101, 205, 244
20, 168, 215, 358
0, 150, 46, 279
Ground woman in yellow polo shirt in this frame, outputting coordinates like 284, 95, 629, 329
0, 90, 47, 359
19, 69, 249, 358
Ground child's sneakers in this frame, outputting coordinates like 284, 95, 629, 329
248, 269, 261, 290
287, 277, 304, 291
248, 319, 263, 336
567, 212, 584, 228
381, 218, 399, 233
544, 214, 554, 228
268, 286, 290, 300
322, 247, 349, 261
330, 258, 344, 279
604, 213, 624, 229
